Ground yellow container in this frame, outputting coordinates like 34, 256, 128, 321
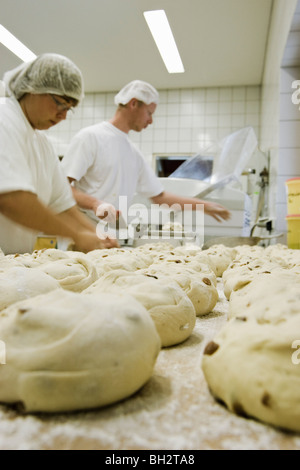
286, 178, 300, 214
33, 236, 57, 251
286, 215, 300, 250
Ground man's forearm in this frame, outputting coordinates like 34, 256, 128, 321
57, 205, 97, 232
0, 191, 80, 241
151, 191, 203, 210
70, 184, 102, 214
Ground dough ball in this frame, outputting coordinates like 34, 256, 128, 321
202, 315, 300, 432
0, 290, 161, 413
229, 272, 300, 322
84, 270, 196, 348
0, 267, 61, 311
36, 256, 98, 292
202, 245, 237, 277
86, 248, 153, 276
222, 258, 284, 300
151, 251, 217, 285
142, 264, 218, 316
6, 249, 71, 268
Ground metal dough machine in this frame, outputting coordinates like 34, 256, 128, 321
123, 176, 248, 248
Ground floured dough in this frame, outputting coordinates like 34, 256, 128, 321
0, 267, 61, 311
202, 245, 237, 277
6, 249, 72, 268
86, 248, 153, 276
142, 264, 218, 316
222, 257, 285, 300
84, 270, 196, 347
36, 256, 98, 292
202, 314, 300, 432
0, 290, 161, 413
229, 272, 300, 322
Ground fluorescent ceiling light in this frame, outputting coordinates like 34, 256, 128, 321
0, 24, 36, 62
144, 10, 184, 74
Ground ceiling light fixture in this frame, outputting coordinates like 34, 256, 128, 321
143, 10, 184, 74
0, 24, 36, 62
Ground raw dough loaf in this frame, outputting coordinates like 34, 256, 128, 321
0, 267, 61, 311
86, 248, 153, 276
150, 253, 217, 286
6, 249, 72, 268
142, 263, 218, 316
0, 290, 160, 413
229, 272, 300, 322
222, 257, 285, 300
202, 314, 300, 432
202, 245, 237, 277
84, 270, 196, 347
36, 256, 98, 292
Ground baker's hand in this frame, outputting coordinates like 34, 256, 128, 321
204, 202, 231, 222
73, 230, 119, 253
96, 203, 119, 224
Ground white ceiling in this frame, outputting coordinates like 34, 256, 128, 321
0, 0, 274, 93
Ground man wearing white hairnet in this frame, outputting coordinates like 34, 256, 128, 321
62, 80, 231, 226
0, 53, 118, 254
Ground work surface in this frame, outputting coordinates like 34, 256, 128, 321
0, 280, 299, 451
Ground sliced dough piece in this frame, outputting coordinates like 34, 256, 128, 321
202, 315, 300, 432
0, 290, 160, 413
0, 267, 61, 311
84, 270, 196, 347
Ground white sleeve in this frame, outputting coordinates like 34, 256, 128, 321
49, 158, 76, 213
62, 130, 96, 181
0, 125, 36, 195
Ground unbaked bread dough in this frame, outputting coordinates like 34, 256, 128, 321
142, 263, 218, 316
202, 245, 237, 277
0, 267, 61, 311
6, 249, 72, 268
0, 290, 161, 413
229, 272, 300, 322
202, 314, 300, 432
222, 257, 285, 300
84, 270, 196, 347
86, 248, 153, 276
36, 256, 98, 292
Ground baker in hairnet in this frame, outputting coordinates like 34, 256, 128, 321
0, 53, 119, 254
62, 80, 231, 226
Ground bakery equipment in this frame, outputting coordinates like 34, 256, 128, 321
126, 177, 248, 247
202, 233, 283, 250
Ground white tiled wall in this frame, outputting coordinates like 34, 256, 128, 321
46, 85, 261, 168
278, 67, 300, 233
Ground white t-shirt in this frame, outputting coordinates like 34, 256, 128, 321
0, 98, 75, 254
62, 122, 163, 210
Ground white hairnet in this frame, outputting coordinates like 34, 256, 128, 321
114, 80, 159, 106
3, 53, 84, 102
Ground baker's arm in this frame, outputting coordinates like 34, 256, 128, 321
68, 177, 119, 222
151, 191, 231, 222
0, 191, 119, 251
